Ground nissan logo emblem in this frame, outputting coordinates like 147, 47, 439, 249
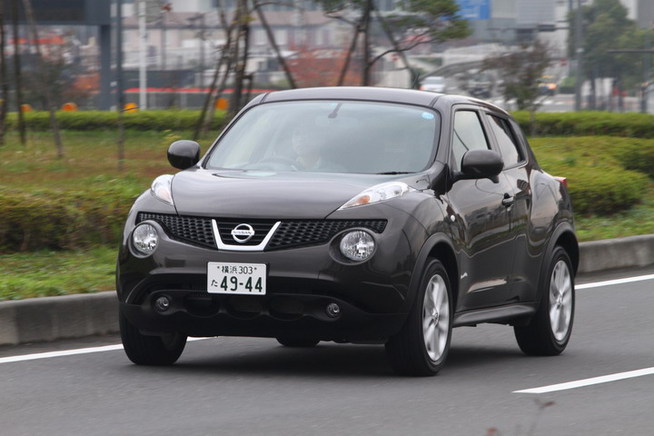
231, 223, 255, 243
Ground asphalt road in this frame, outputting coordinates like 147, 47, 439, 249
1, 267, 653, 436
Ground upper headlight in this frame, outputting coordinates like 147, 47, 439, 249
151, 174, 174, 206
339, 182, 414, 210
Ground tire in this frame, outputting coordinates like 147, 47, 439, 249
385, 259, 453, 376
276, 336, 320, 348
120, 309, 187, 365
515, 246, 575, 356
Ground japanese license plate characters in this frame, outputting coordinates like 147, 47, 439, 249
207, 262, 267, 295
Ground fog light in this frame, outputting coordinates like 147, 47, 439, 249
154, 295, 171, 312
326, 303, 341, 318
132, 223, 158, 256
339, 230, 375, 262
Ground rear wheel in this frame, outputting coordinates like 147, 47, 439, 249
385, 259, 453, 376
515, 246, 575, 355
120, 309, 187, 365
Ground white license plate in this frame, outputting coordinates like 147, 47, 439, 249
207, 262, 267, 295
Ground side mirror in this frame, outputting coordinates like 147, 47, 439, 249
168, 140, 200, 170
455, 149, 503, 183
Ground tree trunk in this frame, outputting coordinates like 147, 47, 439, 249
22, 0, 64, 158
0, 1, 8, 145
194, 5, 235, 140
115, 0, 126, 171
337, 20, 360, 86
375, 10, 418, 88
361, 0, 373, 86
11, 0, 25, 145
254, 2, 296, 88
229, 0, 251, 120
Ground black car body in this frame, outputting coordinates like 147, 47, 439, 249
117, 87, 578, 375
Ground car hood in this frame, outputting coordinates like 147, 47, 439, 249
170, 169, 402, 219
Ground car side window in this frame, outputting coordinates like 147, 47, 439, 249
487, 114, 524, 167
452, 110, 491, 171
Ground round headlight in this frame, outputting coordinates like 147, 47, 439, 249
339, 230, 375, 262
132, 223, 159, 256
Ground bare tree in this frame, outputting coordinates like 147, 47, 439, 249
0, 0, 8, 145
11, 0, 25, 145
22, 0, 64, 158
253, 0, 296, 88
228, 0, 252, 120
483, 40, 553, 134
194, 4, 238, 140
318, 0, 469, 86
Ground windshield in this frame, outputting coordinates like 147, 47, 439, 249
205, 100, 440, 174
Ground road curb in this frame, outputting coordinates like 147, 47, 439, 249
1, 235, 653, 346
578, 234, 654, 274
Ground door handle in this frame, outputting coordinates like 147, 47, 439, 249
502, 194, 514, 207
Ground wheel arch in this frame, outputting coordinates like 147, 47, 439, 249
555, 229, 579, 276
536, 221, 578, 305
408, 233, 459, 311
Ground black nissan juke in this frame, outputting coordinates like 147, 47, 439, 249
116, 86, 578, 376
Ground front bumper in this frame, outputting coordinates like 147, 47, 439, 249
117, 215, 423, 342
120, 291, 405, 342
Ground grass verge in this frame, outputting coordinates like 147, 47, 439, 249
0, 246, 117, 300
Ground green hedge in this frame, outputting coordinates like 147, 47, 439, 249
0, 178, 141, 252
531, 136, 653, 214
4, 110, 227, 131
513, 111, 654, 138
5, 109, 653, 140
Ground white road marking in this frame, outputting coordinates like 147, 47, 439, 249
514, 367, 654, 394
576, 274, 654, 290
0, 338, 207, 365
0, 344, 124, 364
513, 273, 654, 394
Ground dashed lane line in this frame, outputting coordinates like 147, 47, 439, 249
514, 367, 654, 394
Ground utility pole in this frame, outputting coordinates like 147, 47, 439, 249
161, 3, 171, 71
11, 0, 25, 145
22, 0, 64, 158
138, 0, 147, 110
116, 0, 126, 170
643, 30, 651, 113
574, 0, 583, 111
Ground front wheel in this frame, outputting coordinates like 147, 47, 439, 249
120, 309, 187, 365
385, 259, 453, 376
514, 246, 575, 355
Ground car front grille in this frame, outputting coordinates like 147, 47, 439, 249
136, 212, 386, 251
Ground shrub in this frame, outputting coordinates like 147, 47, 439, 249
565, 167, 648, 215
531, 136, 652, 214
0, 177, 142, 252
5, 110, 227, 132
513, 111, 654, 138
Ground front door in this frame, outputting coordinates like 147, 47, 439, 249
445, 109, 516, 311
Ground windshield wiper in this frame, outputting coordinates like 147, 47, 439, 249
376, 171, 412, 175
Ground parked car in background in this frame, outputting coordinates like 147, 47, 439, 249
538, 76, 558, 96
468, 72, 494, 98
117, 87, 578, 376
420, 76, 447, 93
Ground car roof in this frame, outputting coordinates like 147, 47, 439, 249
256, 86, 509, 116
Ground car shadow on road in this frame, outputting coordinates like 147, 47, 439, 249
120, 340, 526, 379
